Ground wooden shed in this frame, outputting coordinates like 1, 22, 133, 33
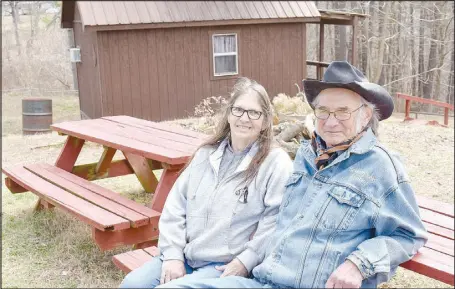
61, 1, 362, 121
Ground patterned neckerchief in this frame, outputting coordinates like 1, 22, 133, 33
311, 129, 367, 170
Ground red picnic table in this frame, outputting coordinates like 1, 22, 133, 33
3, 115, 207, 251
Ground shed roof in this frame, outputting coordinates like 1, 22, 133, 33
61, 1, 321, 31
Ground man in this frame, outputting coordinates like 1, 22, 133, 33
156, 61, 428, 288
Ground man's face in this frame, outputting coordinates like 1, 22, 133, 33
314, 88, 370, 147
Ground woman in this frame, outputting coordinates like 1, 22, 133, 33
120, 77, 293, 288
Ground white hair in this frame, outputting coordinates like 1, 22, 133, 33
358, 97, 380, 136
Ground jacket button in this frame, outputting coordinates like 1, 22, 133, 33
284, 199, 290, 207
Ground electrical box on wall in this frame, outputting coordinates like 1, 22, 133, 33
69, 48, 81, 63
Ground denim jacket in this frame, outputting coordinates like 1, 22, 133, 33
252, 128, 428, 288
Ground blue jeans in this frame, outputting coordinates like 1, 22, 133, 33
156, 276, 273, 288
119, 256, 226, 288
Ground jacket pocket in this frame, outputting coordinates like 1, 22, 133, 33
317, 186, 365, 231
281, 173, 304, 208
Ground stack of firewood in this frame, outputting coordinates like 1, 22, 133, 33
271, 89, 314, 159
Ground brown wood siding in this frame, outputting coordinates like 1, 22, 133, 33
73, 5, 102, 119
96, 22, 306, 121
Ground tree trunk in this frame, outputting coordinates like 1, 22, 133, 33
450, 1, 455, 105
361, 2, 370, 73
410, 3, 418, 96
423, 4, 439, 100
418, 5, 426, 98
10, 1, 21, 55
367, 1, 378, 78
334, 2, 347, 61
371, 2, 391, 84
27, 2, 41, 56
449, 48, 454, 104
433, 2, 452, 103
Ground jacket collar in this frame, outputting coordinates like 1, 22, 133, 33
208, 137, 259, 177
305, 127, 377, 170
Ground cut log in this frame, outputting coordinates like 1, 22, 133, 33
275, 122, 306, 142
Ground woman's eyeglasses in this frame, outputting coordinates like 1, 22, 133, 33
230, 106, 263, 120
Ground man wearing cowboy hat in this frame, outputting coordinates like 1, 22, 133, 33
155, 61, 428, 289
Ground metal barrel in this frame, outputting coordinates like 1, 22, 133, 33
22, 98, 53, 135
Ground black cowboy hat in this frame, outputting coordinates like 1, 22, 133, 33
303, 61, 394, 120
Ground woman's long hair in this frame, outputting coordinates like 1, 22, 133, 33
182, 77, 275, 186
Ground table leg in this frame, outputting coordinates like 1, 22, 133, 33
34, 199, 55, 211
55, 136, 85, 172
444, 107, 449, 126
35, 135, 85, 211
404, 100, 413, 121
96, 146, 117, 175
123, 152, 159, 193
149, 164, 182, 212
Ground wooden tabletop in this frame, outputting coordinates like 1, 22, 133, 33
51, 115, 208, 165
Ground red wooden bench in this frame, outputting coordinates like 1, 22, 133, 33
113, 195, 454, 286
397, 93, 454, 126
2, 116, 207, 251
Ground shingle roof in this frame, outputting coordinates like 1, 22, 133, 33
62, 1, 321, 30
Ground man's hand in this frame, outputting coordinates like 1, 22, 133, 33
160, 260, 186, 284
325, 260, 363, 288
215, 258, 248, 278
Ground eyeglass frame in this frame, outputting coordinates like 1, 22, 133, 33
230, 106, 263, 120
314, 104, 365, 121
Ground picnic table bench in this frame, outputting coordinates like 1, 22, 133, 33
397, 93, 454, 126
113, 195, 454, 286
2, 115, 207, 251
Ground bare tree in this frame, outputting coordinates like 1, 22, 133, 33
370, 2, 391, 84
334, 1, 347, 60
7, 1, 21, 55
26, 1, 42, 55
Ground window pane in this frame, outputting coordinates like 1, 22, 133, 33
214, 55, 237, 74
213, 35, 236, 53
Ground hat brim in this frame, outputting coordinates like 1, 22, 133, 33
302, 80, 394, 120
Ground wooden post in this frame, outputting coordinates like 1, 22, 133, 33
405, 100, 412, 120
352, 16, 359, 66
318, 23, 325, 80
444, 107, 449, 126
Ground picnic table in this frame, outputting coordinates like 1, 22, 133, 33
2, 115, 207, 251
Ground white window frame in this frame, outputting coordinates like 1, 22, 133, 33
212, 33, 238, 77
